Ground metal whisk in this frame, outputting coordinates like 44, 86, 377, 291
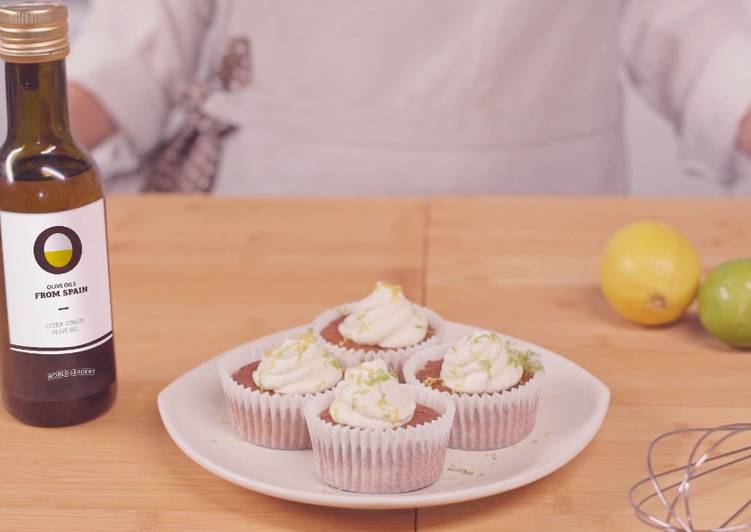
629, 423, 751, 531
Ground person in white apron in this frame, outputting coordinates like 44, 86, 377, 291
67, 0, 751, 195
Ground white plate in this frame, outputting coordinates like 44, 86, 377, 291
158, 321, 610, 509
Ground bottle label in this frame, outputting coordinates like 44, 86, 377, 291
0, 199, 115, 402
0, 199, 113, 354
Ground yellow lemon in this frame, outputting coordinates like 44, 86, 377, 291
600, 221, 701, 326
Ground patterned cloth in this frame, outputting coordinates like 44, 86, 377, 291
143, 37, 250, 193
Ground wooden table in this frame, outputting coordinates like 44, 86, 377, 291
2, 195, 750, 531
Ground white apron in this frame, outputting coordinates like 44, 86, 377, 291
73, 0, 751, 195
202, 0, 627, 195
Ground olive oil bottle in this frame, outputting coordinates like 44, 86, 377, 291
0, 2, 116, 426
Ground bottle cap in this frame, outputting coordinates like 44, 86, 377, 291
0, 2, 68, 63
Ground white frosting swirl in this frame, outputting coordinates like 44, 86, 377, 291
338, 282, 428, 348
329, 359, 416, 429
440, 331, 524, 394
253, 330, 342, 394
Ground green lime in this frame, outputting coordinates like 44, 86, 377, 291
698, 259, 751, 348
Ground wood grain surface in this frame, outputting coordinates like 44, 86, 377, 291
1, 195, 749, 531
0, 196, 424, 532
420, 197, 751, 531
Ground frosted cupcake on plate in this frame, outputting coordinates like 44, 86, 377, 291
304, 359, 455, 493
312, 281, 444, 377
404, 330, 544, 450
218, 329, 343, 450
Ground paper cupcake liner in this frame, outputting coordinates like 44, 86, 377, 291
304, 385, 455, 494
218, 330, 336, 450
403, 345, 544, 451
311, 305, 445, 380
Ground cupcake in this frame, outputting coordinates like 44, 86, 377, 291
403, 330, 544, 450
304, 359, 455, 494
219, 329, 343, 450
312, 281, 444, 377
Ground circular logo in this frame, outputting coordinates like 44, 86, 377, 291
33, 226, 82, 274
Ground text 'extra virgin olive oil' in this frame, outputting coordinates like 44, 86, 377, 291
0, 2, 116, 426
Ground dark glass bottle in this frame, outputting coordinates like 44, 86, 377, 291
0, 3, 116, 426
